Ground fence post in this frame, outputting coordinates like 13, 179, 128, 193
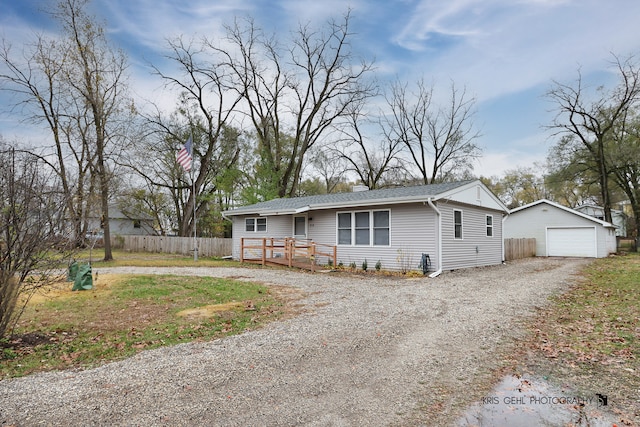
333, 246, 337, 268
261, 238, 266, 266
310, 243, 316, 272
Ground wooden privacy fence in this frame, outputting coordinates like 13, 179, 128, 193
112, 235, 232, 257
504, 238, 536, 261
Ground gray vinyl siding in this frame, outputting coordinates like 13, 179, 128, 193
439, 202, 504, 270
323, 202, 437, 272
231, 215, 291, 260
232, 203, 438, 272
231, 201, 506, 272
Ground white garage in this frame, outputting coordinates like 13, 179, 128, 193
504, 199, 617, 258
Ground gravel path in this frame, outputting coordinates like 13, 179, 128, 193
0, 257, 589, 426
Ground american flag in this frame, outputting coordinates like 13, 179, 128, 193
176, 136, 193, 172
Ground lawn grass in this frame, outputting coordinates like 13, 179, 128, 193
0, 273, 291, 379
72, 248, 242, 268
525, 252, 640, 422
536, 253, 639, 365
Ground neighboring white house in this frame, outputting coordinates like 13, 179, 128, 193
504, 199, 617, 258
86, 206, 156, 237
574, 204, 628, 237
222, 180, 509, 275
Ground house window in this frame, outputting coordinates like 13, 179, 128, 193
337, 210, 390, 246
486, 215, 493, 237
373, 210, 390, 245
133, 219, 141, 229
245, 217, 267, 232
337, 213, 352, 245
355, 212, 370, 245
454, 210, 463, 239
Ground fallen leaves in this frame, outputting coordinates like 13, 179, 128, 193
520, 255, 640, 425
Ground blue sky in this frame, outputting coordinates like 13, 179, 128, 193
2, 0, 640, 178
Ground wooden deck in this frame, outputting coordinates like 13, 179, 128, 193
240, 237, 337, 272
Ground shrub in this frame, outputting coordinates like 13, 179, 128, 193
396, 248, 413, 274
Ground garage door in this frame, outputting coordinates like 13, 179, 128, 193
547, 227, 596, 257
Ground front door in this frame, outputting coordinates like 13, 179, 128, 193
293, 215, 307, 239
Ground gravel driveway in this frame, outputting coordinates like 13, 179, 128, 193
0, 257, 589, 426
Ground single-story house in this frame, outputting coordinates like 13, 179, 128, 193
222, 180, 509, 276
86, 206, 156, 237
574, 203, 628, 237
504, 199, 617, 258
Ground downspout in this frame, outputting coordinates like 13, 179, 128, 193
427, 198, 442, 278
501, 213, 508, 263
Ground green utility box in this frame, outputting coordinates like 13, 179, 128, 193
72, 263, 93, 291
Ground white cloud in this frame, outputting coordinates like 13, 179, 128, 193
98, 0, 253, 53
474, 149, 546, 178
389, 0, 640, 104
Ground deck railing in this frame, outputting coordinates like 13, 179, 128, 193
240, 237, 337, 272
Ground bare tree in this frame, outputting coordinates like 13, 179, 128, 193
0, 26, 97, 248
307, 147, 348, 194
217, 12, 376, 198
58, 0, 131, 261
335, 104, 405, 189
0, 0, 131, 261
547, 54, 640, 223
384, 78, 481, 184
142, 35, 243, 237
0, 144, 75, 339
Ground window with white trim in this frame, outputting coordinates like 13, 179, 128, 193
486, 215, 493, 237
454, 209, 463, 239
373, 210, 390, 245
355, 212, 370, 245
337, 213, 352, 245
337, 210, 390, 246
245, 217, 267, 232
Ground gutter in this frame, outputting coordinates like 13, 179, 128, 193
426, 198, 443, 278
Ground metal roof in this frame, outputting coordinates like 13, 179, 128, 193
223, 180, 477, 216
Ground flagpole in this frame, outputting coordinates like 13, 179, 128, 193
177, 134, 197, 262
191, 134, 198, 262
